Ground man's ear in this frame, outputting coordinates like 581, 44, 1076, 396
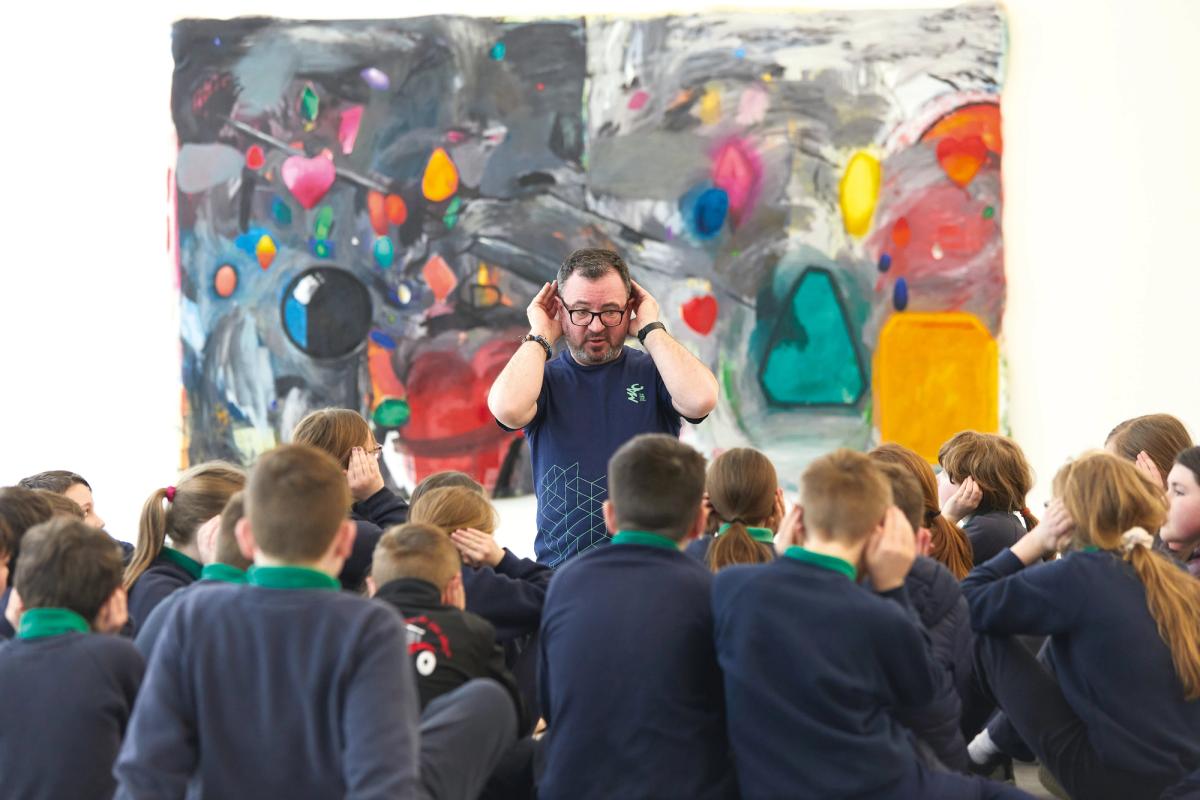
93, 586, 128, 635
235, 518, 256, 562
603, 500, 618, 535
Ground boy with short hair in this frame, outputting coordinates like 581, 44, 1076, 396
713, 450, 1024, 799
115, 445, 516, 800
134, 492, 252, 657
0, 518, 143, 800
538, 433, 736, 799
369, 521, 528, 733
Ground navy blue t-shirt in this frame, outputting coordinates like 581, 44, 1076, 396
518, 347, 688, 566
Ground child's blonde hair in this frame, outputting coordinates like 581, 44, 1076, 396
800, 450, 892, 543
410, 486, 498, 536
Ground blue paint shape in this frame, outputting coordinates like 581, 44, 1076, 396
374, 237, 395, 268
893, 277, 909, 311
878, 252, 892, 273
734, 47, 746, 59
309, 237, 335, 259
490, 41, 506, 60
370, 330, 397, 349
759, 268, 865, 406
680, 184, 729, 240
283, 295, 308, 350
272, 197, 292, 226
234, 227, 271, 257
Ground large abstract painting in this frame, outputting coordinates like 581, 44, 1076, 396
172, 5, 1006, 492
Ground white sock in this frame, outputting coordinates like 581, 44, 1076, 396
968, 728, 1001, 765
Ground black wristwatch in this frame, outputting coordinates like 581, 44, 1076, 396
522, 333, 553, 360
637, 321, 667, 346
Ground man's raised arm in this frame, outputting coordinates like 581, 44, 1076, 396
487, 281, 561, 430
630, 281, 719, 421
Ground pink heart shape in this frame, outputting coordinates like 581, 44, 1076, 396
281, 155, 336, 209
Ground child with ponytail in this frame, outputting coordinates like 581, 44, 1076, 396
963, 451, 1200, 799
938, 432, 1039, 566
685, 448, 782, 571
124, 462, 244, 634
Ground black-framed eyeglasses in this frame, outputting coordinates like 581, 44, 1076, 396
567, 307, 627, 327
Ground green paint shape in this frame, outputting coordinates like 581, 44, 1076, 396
372, 398, 411, 428
301, 85, 319, 122
442, 196, 461, 229
982, 205, 995, 219
314, 206, 334, 238
272, 197, 292, 225
760, 268, 864, 406
374, 237, 395, 268
490, 42, 506, 60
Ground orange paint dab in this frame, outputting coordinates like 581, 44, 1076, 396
367, 191, 388, 235
422, 148, 459, 202
422, 254, 458, 303
385, 194, 408, 225
891, 217, 911, 248
214, 264, 238, 298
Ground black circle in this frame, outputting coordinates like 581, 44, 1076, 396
280, 267, 372, 359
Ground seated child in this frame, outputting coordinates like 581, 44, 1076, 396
538, 434, 736, 800
0, 487, 56, 639
115, 444, 515, 800
1105, 413, 1193, 489
938, 432, 1039, 566
872, 459, 971, 771
1161, 447, 1200, 575
871, 443, 974, 579
368, 522, 527, 733
963, 451, 1200, 799
0, 518, 143, 800
685, 447, 781, 571
292, 408, 410, 590
134, 492, 253, 657
18, 469, 107, 530
123, 462, 244, 634
713, 449, 1024, 799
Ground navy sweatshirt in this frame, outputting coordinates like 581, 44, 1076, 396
126, 549, 201, 635
0, 610, 144, 800
713, 549, 940, 799
342, 487, 409, 591
963, 510, 1028, 566
462, 558, 549, 643
538, 532, 736, 800
963, 548, 1200, 783
114, 566, 421, 799
133, 564, 247, 659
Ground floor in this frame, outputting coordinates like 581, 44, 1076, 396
1014, 763, 1062, 798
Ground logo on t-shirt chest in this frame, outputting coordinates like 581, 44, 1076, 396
625, 383, 646, 403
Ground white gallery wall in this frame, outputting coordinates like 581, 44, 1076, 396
0, 0, 1196, 547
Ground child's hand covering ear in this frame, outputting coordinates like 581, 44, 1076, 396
451, 528, 505, 568
864, 507, 916, 592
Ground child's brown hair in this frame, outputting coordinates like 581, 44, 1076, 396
705, 448, 778, 572
800, 449, 892, 543
292, 408, 373, 470
372, 522, 462, 590
1055, 451, 1200, 699
33, 490, 84, 521
216, 492, 252, 571
410, 471, 484, 508
1106, 414, 1193, 489
938, 431, 1039, 532
0, 487, 58, 566
870, 443, 974, 579
125, 462, 245, 590
16, 518, 124, 625
248, 445, 351, 563
410, 487, 498, 536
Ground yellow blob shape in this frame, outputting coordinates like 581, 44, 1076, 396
699, 86, 721, 125
422, 147, 459, 202
839, 151, 881, 237
255, 235, 277, 270
873, 312, 998, 462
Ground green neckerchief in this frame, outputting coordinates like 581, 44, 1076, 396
161, 547, 203, 580
247, 565, 340, 591
611, 530, 680, 551
17, 608, 90, 639
716, 523, 774, 544
783, 546, 857, 581
200, 563, 248, 584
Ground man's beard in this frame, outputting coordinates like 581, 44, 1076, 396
568, 336, 623, 365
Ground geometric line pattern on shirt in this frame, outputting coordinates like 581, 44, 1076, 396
537, 462, 609, 567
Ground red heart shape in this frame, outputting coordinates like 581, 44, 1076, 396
281, 154, 336, 209
682, 295, 719, 335
935, 135, 988, 187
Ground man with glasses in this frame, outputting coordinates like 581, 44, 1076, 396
488, 248, 719, 567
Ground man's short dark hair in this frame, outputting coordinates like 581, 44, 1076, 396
18, 470, 91, 494
15, 518, 124, 623
556, 248, 632, 296
607, 434, 706, 541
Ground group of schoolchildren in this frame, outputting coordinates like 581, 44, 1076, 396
1, 409, 1200, 799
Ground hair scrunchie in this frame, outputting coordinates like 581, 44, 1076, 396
164, 486, 177, 503
1120, 527, 1154, 553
